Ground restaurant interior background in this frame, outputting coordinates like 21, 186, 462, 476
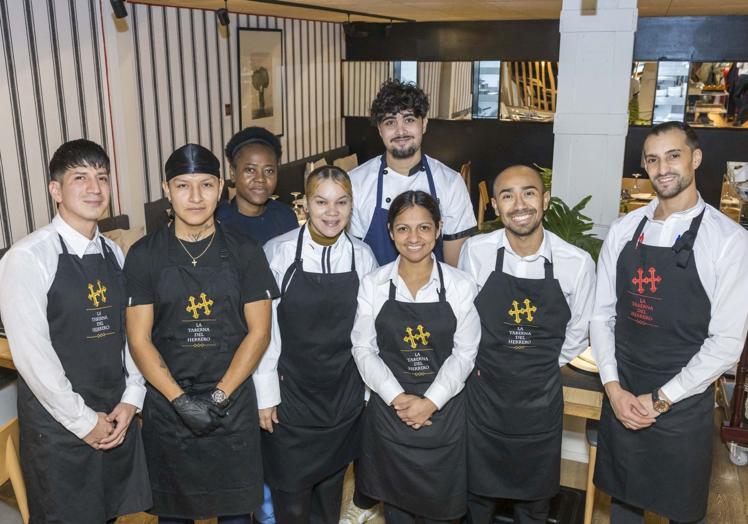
1, 1, 748, 522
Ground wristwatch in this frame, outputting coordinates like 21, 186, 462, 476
211, 388, 229, 408
652, 388, 672, 414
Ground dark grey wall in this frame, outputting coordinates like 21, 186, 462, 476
345, 16, 748, 209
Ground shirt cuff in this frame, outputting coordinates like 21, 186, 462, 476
253, 371, 281, 409
377, 377, 405, 406
660, 378, 687, 404
120, 384, 147, 411
424, 381, 450, 411
69, 408, 100, 440
597, 363, 620, 386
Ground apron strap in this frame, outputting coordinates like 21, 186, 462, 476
281, 225, 306, 296
375, 155, 386, 208
671, 208, 706, 269
345, 232, 356, 272
435, 260, 447, 302
58, 234, 69, 255
495, 246, 505, 272
388, 279, 397, 300
423, 156, 438, 200
543, 257, 554, 279
630, 215, 648, 243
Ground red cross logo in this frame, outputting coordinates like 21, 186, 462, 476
631, 267, 662, 294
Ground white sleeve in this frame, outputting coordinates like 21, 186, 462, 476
661, 230, 748, 403
253, 243, 285, 409
351, 274, 404, 405
559, 254, 596, 366
0, 249, 98, 439
441, 177, 477, 240
424, 273, 480, 409
590, 228, 621, 386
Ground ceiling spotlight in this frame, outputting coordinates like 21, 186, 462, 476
110, 0, 128, 19
216, 8, 230, 26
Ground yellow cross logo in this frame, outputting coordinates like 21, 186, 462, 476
508, 298, 537, 324
87, 280, 107, 307
403, 324, 431, 349
186, 293, 214, 319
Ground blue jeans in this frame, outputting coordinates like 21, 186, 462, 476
255, 483, 276, 524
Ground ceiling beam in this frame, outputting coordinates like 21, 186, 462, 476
239, 0, 415, 22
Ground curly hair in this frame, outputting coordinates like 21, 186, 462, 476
370, 79, 430, 126
224, 126, 282, 166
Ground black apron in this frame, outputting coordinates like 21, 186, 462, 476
362, 155, 444, 265
594, 210, 713, 522
467, 246, 571, 500
262, 225, 364, 491
142, 224, 263, 519
357, 262, 466, 519
18, 235, 151, 523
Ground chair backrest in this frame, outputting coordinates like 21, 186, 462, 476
459, 161, 471, 195
144, 197, 172, 234
0, 417, 28, 523
333, 153, 359, 173
478, 180, 491, 229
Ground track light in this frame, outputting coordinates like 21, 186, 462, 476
110, 0, 128, 19
216, 0, 230, 26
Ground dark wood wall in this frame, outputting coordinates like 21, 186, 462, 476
344, 16, 748, 208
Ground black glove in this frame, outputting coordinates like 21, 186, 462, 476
172, 394, 227, 436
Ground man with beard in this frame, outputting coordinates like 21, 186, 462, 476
348, 79, 476, 267
216, 127, 298, 245
458, 165, 595, 523
591, 122, 748, 523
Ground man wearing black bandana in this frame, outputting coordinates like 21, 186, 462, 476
124, 143, 279, 523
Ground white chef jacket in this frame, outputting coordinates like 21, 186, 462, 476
591, 196, 748, 403
348, 155, 478, 241
254, 227, 378, 409
458, 228, 596, 366
351, 255, 480, 410
0, 214, 146, 439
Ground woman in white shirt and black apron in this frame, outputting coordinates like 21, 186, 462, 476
257, 166, 377, 523
351, 190, 480, 523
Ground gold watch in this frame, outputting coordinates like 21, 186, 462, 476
652, 389, 672, 414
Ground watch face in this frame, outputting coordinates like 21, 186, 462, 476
653, 399, 670, 413
211, 389, 227, 404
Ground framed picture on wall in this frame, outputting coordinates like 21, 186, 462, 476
238, 28, 284, 135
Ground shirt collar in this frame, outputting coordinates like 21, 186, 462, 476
52, 214, 104, 258
500, 227, 552, 263
643, 193, 706, 223
304, 225, 349, 251
381, 253, 440, 287
382, 155, 428, 177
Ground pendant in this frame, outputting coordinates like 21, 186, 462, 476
191, 259, 197, 267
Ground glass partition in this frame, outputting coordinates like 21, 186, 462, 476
472, 61, 500, 118
499, 61, 557, 122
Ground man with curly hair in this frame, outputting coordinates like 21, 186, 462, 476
348, 79, 477, 267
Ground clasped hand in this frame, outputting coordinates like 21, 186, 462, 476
83, 402, 138, 450
392, 393, 437, 430
172, 393, 228, 436
605, 382, 658, 431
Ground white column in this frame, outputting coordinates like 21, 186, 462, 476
551, 0, 638, 237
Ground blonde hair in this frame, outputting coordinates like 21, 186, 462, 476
305, 165, 353, 198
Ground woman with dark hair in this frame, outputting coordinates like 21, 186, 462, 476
351, 190, 480, 523
257, 165, 377, 523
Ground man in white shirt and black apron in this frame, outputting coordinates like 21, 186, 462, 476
0, 140, 151, 523
591, 122, 748, 523
459, 166, 596, 523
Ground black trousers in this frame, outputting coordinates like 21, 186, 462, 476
271, 466, 347, 524
610, 499, 705, 524
382, 503, 452, 524
467, 492, 550, 524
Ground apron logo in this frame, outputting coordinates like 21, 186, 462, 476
403, 324, 431, 349
87, 280, 107, 307
632, 267, 662, 294
186, 293, 214, 319
508, 299, 536, 324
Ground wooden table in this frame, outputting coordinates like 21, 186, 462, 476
0, 338, 14, 370
562, 365, 604, 420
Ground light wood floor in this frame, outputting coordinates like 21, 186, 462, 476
2, 411, 744, 523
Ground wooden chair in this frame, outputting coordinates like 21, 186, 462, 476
583, 419, 599, 524
477, 180, 491, 229
0, 418, 28, 523
459, 161, 471, 195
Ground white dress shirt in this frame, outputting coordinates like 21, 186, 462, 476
348, 155, 478, 241
0, 214, 147, 439
351, 255, 480, 410
591, 196, 748, 403
255, 227, 378, 409
458, 228, 596, 366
